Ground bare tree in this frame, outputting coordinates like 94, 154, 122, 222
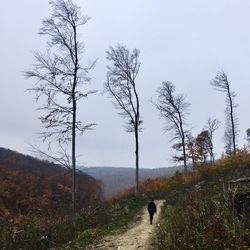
104, 45, 142, 196
210, 71, 238, 155
155, 81, 190, 171
25, 0, 96, 219
205, 118, 220, 165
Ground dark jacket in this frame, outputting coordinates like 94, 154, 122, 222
147, 201, 157, 214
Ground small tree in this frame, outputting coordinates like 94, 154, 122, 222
205, 118, 220, 165
210, 71, 238, 155
187, 131, 212, 168
104, 45, 142, 196
155, 81, 190, 171
25, 0, 96, 219
195, 130, 211, 166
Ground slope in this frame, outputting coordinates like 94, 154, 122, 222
0, 147, 102, 224
151, 151, 250, 249
0, 147, 106, 249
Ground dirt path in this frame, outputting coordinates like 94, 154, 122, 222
86, 200, 165, 250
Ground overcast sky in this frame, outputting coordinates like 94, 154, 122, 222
1, 0, 250, 168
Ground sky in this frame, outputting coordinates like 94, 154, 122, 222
1, 0, 250, 168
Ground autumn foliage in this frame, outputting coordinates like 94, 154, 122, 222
138, 150, 250, 249
0, 147, 103, 249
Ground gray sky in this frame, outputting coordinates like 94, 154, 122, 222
1, 0, 250, 168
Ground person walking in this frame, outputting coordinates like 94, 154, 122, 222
147, 199, 157, 224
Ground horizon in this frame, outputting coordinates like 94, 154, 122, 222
80, 165, 183, 169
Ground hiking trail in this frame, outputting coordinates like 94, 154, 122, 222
86, 200, 165, 250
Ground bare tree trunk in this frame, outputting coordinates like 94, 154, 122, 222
135, 126, 139, 197
72, 23, 78, 220
210, 143, 215, 165
209, 140, 214, 165
72, 99, 76, 221
178, 113, 187, 171
134, 83, 140, 197
228, 89, 236, 155
210, 151, 214, 166
182, 135, 187, 171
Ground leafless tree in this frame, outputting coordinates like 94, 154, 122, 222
104, 45, 142, 196
205, 118, 220, 165
25, 0, 96, 219
29, 142, 72, 169
210, 71, 238, 155
155, 81, 190, 171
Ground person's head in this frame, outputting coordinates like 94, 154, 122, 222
151, 198, 154, 202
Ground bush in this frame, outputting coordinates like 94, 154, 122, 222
158, 193, 249, 249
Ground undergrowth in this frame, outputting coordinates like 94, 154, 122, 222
0, 195, 146, 250
63, 195, 146, 249
156, 151, 250, 250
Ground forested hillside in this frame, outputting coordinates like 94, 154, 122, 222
0, 148, 102, 219
0, 147, 104, 248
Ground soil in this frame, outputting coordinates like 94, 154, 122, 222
86, 200, 165, 250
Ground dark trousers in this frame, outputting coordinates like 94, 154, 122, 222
149, 212, 154, 224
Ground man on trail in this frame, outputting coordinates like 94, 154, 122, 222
147, 199, 157, 224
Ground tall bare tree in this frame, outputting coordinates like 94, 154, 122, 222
104, 45, 142, 196
25, 0, 96, 219
205, 118, 220, 165
155, 81, 190, 171
210, 71, 238, 155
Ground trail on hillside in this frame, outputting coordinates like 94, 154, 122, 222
86, 200, 165, 250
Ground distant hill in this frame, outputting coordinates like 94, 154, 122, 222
0, 147, 102, 220
80, 165, 183, 198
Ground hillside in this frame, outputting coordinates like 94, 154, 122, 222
0, 147, 102, 220
80, 166, 183, 198
138, 151, 250, 249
